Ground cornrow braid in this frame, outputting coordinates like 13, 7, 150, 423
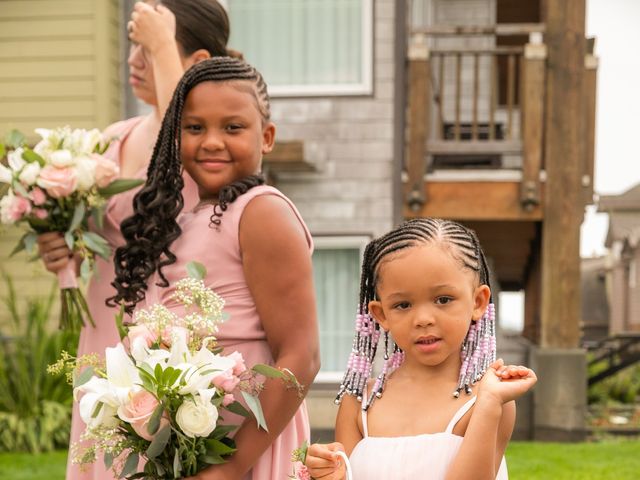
335, 218, 496, 409
109, 57, 271, 313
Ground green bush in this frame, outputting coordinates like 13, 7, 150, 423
588, 359, 640, 405
0, 274, 78, 452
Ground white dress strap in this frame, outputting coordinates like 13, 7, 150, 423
360, 384, 369, 438
445, 395, 477, 434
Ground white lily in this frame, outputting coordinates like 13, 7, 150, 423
7, 148, 25, 171
0, 163, 12, 184
74, 376, 120, 429
105, 343, 142, 404
18, 162, 41, 186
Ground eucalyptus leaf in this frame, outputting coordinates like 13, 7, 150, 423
225, 401, 250, 418
147, 403, 163, 436
241, 391, 268, 432
119, 451, 139, 478
4, 129, 25, 148
104, 451, 114, 469
186, 261, 207, 280
80, 258, 91, 284
82, 231, 111, 259
97, 178, 145, 197
146, 425, 171, 459
91, 205, 105, 230
64, 231, 74, 250
204, 438, 236, 456
68, 201, 86, 233
173, 450, 182, 478
73, 366, 94, 388
22, 148, 45, 166
251, 364, 287, 379
23, 232, 37, 254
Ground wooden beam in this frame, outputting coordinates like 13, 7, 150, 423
520, 40, 547, 209
540, 0, 586, 349
583, 52, 598, 205
427, 139, 522, 155
404, 181, 543, 221
414, 23, 546, 36
262, 140, 313, 172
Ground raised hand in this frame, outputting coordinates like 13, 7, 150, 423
128, 1, 176, 56
305, 442, 347, 480
478, 358, 537, 404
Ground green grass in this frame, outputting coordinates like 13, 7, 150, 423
506, 440, 640, 479
0, 451, 67, 480
0, 441, 638, 479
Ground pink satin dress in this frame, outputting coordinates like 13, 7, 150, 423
141, 185, 313, 480
66, 116, 199, 479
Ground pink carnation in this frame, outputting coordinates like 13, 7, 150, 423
33, 208, 48, 220
212, 370, 240, 393
30, 187, 47, 206
293, 462, 311, 480
228, 351, 247, 376
222, 393, 235, 406
7, 194, 32, 222
37, 166, 77, 198
127, 324, 156, 348
92, 153, 119, 188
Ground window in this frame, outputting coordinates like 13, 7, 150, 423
312, 237, 369, 381
227, 0, 373, 96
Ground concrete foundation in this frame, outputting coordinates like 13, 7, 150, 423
531, 347, 587, 441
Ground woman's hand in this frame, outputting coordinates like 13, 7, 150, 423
128, 1, 176, 56
478, 358, 538, 405
305, 442, 347, 480
37, 232, 72, 273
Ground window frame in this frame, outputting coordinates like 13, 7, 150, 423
312, 235, 371, 384
229, 0, 374, 98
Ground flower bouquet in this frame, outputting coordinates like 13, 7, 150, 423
0, 127, 144, 331
49, 262, 299, 479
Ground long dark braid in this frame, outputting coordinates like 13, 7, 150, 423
109, 57, 270, 313
336, 218, 496, 409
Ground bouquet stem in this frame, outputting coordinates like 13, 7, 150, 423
58, 263, 94, 330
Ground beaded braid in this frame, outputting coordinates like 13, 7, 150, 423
335, 218, 496, 410
109, 57, 271, 313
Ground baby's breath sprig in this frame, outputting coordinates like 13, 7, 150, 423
291, 440, 309, 464
47, 351, 105, 385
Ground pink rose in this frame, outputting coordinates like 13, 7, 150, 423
30, 187, 47, 206
293, 462, 311, 480
33, 208, 48, 220
7, 195, 32, 222
160, 325, 190, 348
128, 324, 156, 348
228, 351, 247, 376
117, 390, 167, 441
92, 154, 119, 188
36, 166, 77, 198
222, 393, 235, 406
212, 370, 240, 393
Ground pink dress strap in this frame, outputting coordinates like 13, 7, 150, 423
445, 396, 477, 434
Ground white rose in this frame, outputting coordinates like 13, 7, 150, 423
0, 163, 12, 184
176, 392, 218, 438
74, 155, 96, 191
7, 148, 25, 171
49, 149, 74, 168
18, 162, 41, 186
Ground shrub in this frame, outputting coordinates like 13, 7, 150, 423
0, 273, 78, 452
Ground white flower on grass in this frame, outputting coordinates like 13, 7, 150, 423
176, 388, 218, 438
18, 162, 41, 186
74, 155, 96, 191
7, 148, 25, 171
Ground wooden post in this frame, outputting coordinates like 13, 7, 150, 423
540, 0, 586, 349
406, 34, 431, 212
520, 34, 546, 210
583, 39, 598, 205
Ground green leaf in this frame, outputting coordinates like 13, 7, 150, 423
91, 205, 105, 230
211, 424, 237, 440
80, 258, 91, 284
23, 232, 37, 254
68, 201, 86, 234
201, 452, 226, 465
4, 129, 25, 148
252, 364, 287, 379
73, 366, 94, 388
147, 403, 163, 436
104, 451, 114, 469
225, 401, 250, 418
82, 231, 111, 259
241, 391, 268, 432
173, 450, 182, 478
64, 231, 74, 250
115, 303, 127, 340
186, 261, 207, 280
0, 143, 5, 158
146, 425, 171, 459
97, 178, 145, 197
204, 437, 236, 456
119, 451, 139, 478
22, 148, 45, 166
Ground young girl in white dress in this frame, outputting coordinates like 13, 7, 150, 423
305, 218, 537, 480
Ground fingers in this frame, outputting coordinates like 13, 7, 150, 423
37, 232, 72, 272
306, 443, 346, 479
496, 364, 535, 380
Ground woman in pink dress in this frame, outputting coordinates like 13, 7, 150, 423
36, 2, 234, 478
110, 57, 320, 480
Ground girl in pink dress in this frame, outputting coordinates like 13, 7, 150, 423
305, 218, 537, 480
109, 57, 320, 480
36, 2, 233, 478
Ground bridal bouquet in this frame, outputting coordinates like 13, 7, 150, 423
49, 263, 299, 479
0, 127, 143, 330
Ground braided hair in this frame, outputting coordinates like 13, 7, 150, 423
109, 57, 271, 313
336, 218, 496, 409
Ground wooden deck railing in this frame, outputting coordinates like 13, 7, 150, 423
405, 25, 547, 212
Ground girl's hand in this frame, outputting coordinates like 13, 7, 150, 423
37, 232, 72, 273
478, 358, 537, 404
128, 1, 176, 56
305, 442, 347, 480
